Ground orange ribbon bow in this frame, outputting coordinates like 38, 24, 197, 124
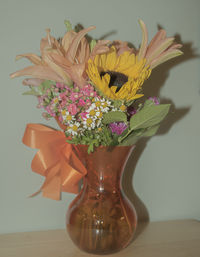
22, 124, 87, 200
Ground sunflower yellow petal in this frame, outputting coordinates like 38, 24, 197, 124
86, 47, 151, 101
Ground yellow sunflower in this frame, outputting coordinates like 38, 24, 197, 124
86, 46, 151, 101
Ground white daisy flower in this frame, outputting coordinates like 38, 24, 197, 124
88, 108, 98, 120
61, 110, 75, 125
82, 116, 96, 130
68, 122, 81, 136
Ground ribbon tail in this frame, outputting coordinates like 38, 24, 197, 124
29, 162, 62, 200
29, 189, 42, 198
42, 175, 61, 200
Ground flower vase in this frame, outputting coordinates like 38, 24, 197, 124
66, 145, 137, 255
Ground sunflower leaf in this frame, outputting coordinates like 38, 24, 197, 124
102, 111, 127, 125
130, 104, 170, 130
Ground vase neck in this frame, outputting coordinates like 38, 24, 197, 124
77, 145, 134, 192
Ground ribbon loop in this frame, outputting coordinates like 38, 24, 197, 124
23, 123, 87, 200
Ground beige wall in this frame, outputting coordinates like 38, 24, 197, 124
1, 0, 200, 233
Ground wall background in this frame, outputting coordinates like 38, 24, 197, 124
1, 0, 200, 234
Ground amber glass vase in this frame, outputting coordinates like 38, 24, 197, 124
66, 145, 137, 255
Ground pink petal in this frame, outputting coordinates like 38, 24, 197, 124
66, 26, 96, 63
62, 30, 77, 53
76, 37, 90, 64
40, 29, 63, 58
137, 19, 148, 61
48, 52, 87, 87
146, 37, 175, 65
15, 53, 42, 65
146, 29, 167, 58
91, 40, 110, 55
44, 54, 72, 85
111, 40, 133, 56
150, 49, 183, 69
10, 65, 63, 82
22, 78, 44, 86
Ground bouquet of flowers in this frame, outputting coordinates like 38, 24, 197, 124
11, 20, 182, 153
11, 20, 184, 254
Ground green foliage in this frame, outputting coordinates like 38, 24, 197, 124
90, 39, 97, 51
118, 101, 170, 145
37, 80, 56, 95
130, 104, 171, 130
67, 100, 170, 150
64, 20, 72, 32
102, 111, 127, 125
113, 100, 124, 108
119, 129, 144, 146
22, 86, 40, 96
119, 125, 160, 146
142, 124, 160, 137
22, 80, 56, 97
66, 126, 115, 154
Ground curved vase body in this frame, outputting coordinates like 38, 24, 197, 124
66, 145, 137, 255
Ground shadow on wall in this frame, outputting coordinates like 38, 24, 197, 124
122, 38, 198, 240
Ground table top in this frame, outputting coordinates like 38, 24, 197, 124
0, 220, 200, 257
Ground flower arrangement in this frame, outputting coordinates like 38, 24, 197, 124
11, 20, 183, 153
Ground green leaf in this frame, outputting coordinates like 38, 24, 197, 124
119, 130, 142, 146
113, 100, 123, 108
120, 124, 161, 146
102, 111, 127, 125
130, 104, 170, 130
41, 80, 55, 90
22, 87, 39, 96
88, 139, 99, 154
90, 39, 96, 51
64, 20, 72, 32
37, 80, 55, 95
142, 124, 160, 137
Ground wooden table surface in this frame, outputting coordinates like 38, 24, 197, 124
0, 220, 200, 257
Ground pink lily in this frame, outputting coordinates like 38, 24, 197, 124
137, 19, 183, 69
10, 26, 110, 88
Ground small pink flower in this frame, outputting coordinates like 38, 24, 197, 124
90, 91, 97, 97
86, 99, 91, 105
67, 103, 78, 115
78, 99, 86, 106
109, 122, 128, 135
80, 112, 88, 120
60, 100, 67, 108
45, 106, 56, 117
59, 92, 67, 99
148, 97, 160, 105
56, 82, 65, 89
70, 92, 79, 102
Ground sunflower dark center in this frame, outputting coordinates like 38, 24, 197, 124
100, 71, 128, 93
